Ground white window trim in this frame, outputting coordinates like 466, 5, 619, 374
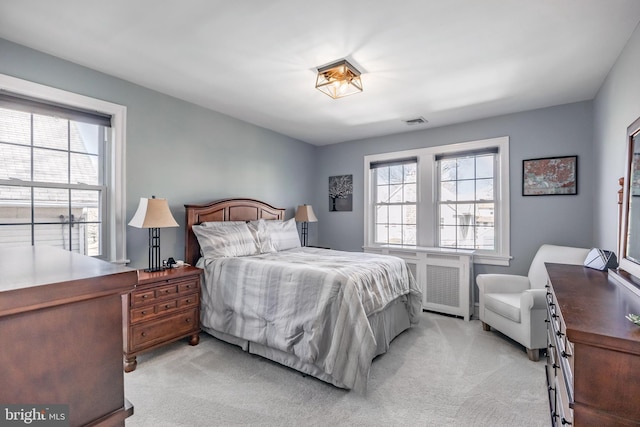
364, 136, 511, 266
0, 73, 128, 264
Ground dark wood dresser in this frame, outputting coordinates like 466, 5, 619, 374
123, 265, 201, 372
0, 246, 137, 427
545, 263, 640, 426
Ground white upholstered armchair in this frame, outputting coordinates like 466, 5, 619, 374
476, 244, 590, 361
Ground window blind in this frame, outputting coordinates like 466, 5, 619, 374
0, 91, 112, 127
369, 156, 418, 169
435, 147, 498, 161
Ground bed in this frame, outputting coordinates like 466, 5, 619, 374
185, 198, 422, 392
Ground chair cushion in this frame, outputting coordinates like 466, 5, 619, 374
484, 293, 521, 323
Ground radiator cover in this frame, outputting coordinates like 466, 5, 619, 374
364, 247, 474, 321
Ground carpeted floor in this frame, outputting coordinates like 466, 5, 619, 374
124, 311, 550, 427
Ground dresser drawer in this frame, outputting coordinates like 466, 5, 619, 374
130, 308, 198, 352
555, 376, 573, 426
545, 364, 557, 424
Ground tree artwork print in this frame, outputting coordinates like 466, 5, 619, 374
329, 175, 353, 211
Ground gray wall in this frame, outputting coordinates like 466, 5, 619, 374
593, 23, 640, 253
313, 102, 595, 276
4, 26, 638, 278
0, 38, 318, 269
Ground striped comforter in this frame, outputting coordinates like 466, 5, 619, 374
198, 247, 421, 391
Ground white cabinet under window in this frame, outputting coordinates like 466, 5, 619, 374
365, 246, 474, 321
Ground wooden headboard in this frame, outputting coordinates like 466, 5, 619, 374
184, 198, 286, 266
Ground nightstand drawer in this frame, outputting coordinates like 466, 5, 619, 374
179, 294, 199, 308
131, 289, 155, 306
131, 306, 156, 322
130, 296, 197, 324
130, 308, 198, 352
179, 278, 199, 294
155, 284, 179, 298
157, 299, 178, 313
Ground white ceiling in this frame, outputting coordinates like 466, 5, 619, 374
1, 1, 640, 146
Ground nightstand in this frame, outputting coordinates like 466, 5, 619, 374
123, 265, 201, 372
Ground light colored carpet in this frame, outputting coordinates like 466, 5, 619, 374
124, 312, 550, 427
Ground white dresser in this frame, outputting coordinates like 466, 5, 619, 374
364, 246, 474, 320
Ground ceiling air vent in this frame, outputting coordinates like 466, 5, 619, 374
403, 117, 428, 126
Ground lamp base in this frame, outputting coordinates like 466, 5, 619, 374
143, 266, 167, 273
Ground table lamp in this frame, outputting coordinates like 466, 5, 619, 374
129, 196, 179, 272
294, 204, 318, 247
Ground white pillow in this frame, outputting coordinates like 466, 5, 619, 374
201, 221, 247, 227
248, 219, 276, 254
264, 218, 301, 251
192, 221, 259, 258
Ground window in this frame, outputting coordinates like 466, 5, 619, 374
437, 149, 497, 250
364, 137, 510, 265
371, 158, 417, 245
0, 74, 127, 263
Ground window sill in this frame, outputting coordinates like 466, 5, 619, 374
363, 245, 511, 266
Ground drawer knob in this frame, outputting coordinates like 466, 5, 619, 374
185, 318, 191, 323
141, 311, 147, 315
185, 285, 191, 289
142, 295, 148, 299
186, 299, 192, 304
165, 304, 172, 309
141, 332, 147, 337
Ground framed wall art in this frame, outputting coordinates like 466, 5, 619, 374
522, 155, 578, 196
329, 174, 353, 211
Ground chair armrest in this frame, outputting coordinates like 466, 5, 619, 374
476, 274, 530, 294
521, 288, 548, 311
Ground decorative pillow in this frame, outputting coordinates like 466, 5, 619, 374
264, 218, 301, 251
248, 219, 276, 254
192, 221, 259, 258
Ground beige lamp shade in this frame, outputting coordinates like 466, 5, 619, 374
128, 197, 179, 228
295, 205, 318, 223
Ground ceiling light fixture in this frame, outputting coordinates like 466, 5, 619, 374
315, 59, 363, 99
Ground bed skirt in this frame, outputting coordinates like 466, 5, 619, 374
201, 295, 412, 391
